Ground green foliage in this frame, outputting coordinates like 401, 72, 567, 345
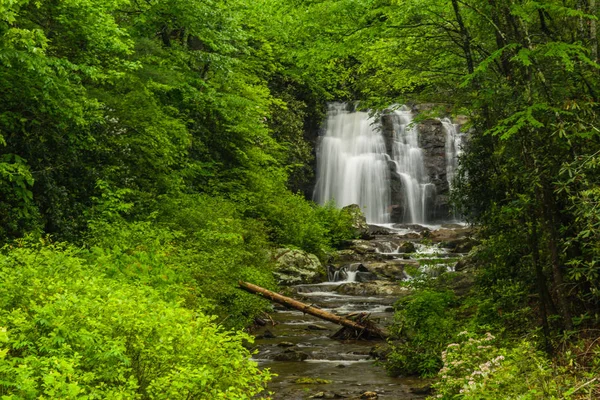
259, 195, 355, 256
0, 242, 271, 399
388, 290, 460, 377
430, 332, 561, 399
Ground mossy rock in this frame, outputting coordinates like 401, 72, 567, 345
272, 248, 325, 285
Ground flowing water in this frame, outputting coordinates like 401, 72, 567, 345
252, 225, 469, 399
313, 103, 391, 223
389, 107, 435, 224
313, 103, 463, 225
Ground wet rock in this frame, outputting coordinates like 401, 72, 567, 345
273, 248, 325, 285
398, 242, 416, 253
310, 392, 343, 399
441, 223, 464, 229
368, 224, 394, 235
360, 391, 378, 399
369, 343, 392, 360
362, 260, 417, 280
263, 329, 276, 339
273, 349, 309, 362
429, 227, 471, 241
452, 238, 478, 253
410, 384, 432, 395
254, 317, 267, 326
336, 281, 411, 296
333, 249, 361, 263
355, 271, 378, 282
350, 240, 377, 255
342, 204, 370, 239
398, 232, 421, 239
277, 341, 295, 347
307, 324, 328, 331
392, 223, 431, 233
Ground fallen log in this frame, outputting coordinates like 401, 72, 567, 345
238, 281, 387, 340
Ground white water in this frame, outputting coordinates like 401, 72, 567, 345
391, 107, 436, 224
314, 103, 463, 224
313, 103, 390, 223
441, 118, 462, 190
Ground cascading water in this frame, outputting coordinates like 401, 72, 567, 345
390, 108, 436, 224
313, 103, 391, 223
314, 103, 463, 224
441, 118, 462, 190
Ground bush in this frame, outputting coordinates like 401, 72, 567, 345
0, 242, 271, 399
250, 191, 357, 258
387, 290, 459, 377
430, 332, 560, 399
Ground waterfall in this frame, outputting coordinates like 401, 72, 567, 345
314, 103, 463, 224
313, 103, 391, 223
391, 107, 435, 224
441, 118, 462, 190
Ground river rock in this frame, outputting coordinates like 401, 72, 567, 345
273, 349, 309, 362
448, 237, 478, 253
369, 343, 392, 360
307, 324, 328, 331
342, 204, 370, 239
363, 260, 417, 280
272, 248, 325, 285
335, 281, 411, 296
332, 249, 361, 263
392, 223, 431, 233
398, 242, 416, 253
349, 240, 377, 254
430, 227, 472, 241
277, 341, 295, 347
368, 224, 394, 235
360, 391, 378, 399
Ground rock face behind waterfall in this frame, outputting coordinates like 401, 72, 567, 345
418, 119, 451, 220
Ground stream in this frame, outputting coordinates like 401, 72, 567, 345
252, 224, 471, 399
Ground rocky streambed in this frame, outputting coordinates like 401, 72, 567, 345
251, 224, 474, 400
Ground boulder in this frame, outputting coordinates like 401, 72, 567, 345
362, 260, 417, 280
272, 248, 325, 285
392, 223, 431, 233
398, 242, 416, 253
342, 204, 370, 239
368, 224, 394, 235
273, 349, 309, 362
349, 240, 377, 255
335, 281, 411, 296
430, 227, 472, 241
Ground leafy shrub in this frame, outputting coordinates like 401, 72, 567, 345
255, 192, 356, 257
86, 193, 277, 328
0, 242, 271, 399
387, 290, 459, 377
430, 332, 560, 399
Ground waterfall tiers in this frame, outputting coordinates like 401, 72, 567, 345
313, 103, 464, 225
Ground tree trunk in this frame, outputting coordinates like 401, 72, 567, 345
591, 0, 598, 62
451, 0, 474, 74
238, 281, 388, 339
